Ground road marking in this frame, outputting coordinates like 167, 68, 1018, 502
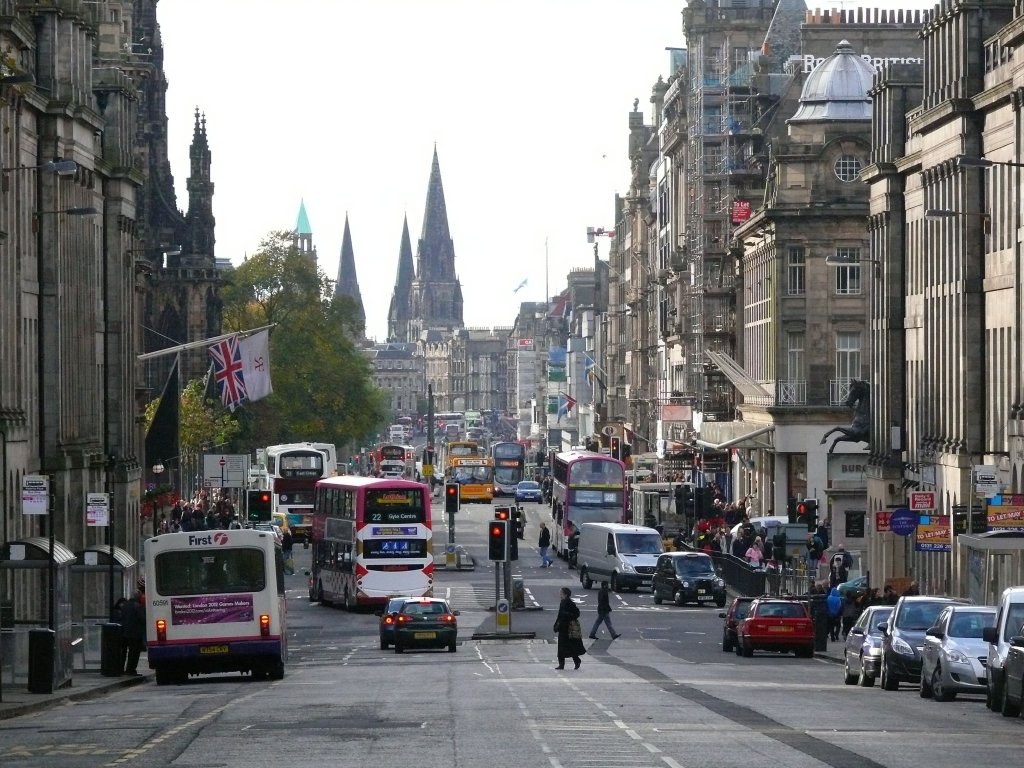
662, 757, 685, 768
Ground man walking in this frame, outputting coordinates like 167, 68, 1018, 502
538, 522, 553, 567
119, 589, 146, 675
589, 582, 620, 640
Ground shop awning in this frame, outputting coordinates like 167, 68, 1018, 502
705, 350, 772, 403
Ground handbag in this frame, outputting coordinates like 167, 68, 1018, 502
567, 618, 582, 640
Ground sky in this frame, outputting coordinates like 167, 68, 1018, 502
158, 0, 938, 342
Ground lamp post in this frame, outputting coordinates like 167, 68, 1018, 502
151, 463, 165, 536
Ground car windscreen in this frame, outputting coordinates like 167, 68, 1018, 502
756, 603, 806, 619
1002, 603, 1024, 642
518, 482, 539, 490
675, 557, 715, 577
895, 601, 950, 631
947, 610, 995, 639
401, 601, 450, 616
616, 533, 664, 555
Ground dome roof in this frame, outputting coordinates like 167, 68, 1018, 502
789, 41, 875, 122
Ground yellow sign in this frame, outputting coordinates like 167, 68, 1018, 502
424, 465, 434, 478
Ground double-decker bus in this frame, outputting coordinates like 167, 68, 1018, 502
263, 442, 337, 543
550, 451, 627, 558
309, 477, 433, 609
378, 443, 409, 478
443, 440, 481, 471
435, 411, 464, 441
145, 528, 287, 685
492, 441, 527, 496
448, 456, 494, 503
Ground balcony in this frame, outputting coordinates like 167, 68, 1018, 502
776, 380, 807, 405
830, 378, 853, 405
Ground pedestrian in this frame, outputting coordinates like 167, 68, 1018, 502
553, 586, 586, 669
538, 522, 553, 567
826, 586, 843, 641
281, 528, 294, 574
120, 589, 146, 675
589, 582, 621, 640
805, 532, 824, 576
745, 536, 765, 568
829, 544, 852, 587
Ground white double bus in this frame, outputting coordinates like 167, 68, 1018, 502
144, 529, 287, 685
310, 476, 433, 609
261, 442, 337, 543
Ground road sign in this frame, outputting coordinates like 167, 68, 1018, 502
495, 598, 510, 634
202, 454, 247, 488
909, 491, 936, 511
86, 493, 110, 527
974, 465, 999, 498
21, 475, 49, 515
889, 507, 917, 536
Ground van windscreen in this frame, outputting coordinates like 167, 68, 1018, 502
616, 533, 664, 555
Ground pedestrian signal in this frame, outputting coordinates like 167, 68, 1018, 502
247, 489, 272, 522
494, 507, 512, 521
488, 519, 510, 561
444, 483, 460, 515
796, 498, 818, 529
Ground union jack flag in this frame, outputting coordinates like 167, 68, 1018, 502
209, 334, 247, 411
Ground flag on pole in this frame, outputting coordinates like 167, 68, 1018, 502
208, 334, 247, 411
557, 392, 577, 422
513, 277, 528, 294
239, 330, 273, 403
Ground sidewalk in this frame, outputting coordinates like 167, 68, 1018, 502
815, 638, 846, 665
0, 666, 152, 721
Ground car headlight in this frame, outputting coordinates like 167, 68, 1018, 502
681, 580, 691, 588
866, 646, 882, 656
891, 637, 915, 656
946, 649, 970, 664
715, 579, 725, 587
620, 562, 635, 573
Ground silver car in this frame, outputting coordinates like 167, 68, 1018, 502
843, 605, 893, 687
920, 605, 996, 701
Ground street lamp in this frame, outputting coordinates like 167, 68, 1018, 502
954, 154, 1024, 170
824, 250, 882, 278
924, 208, 991, 233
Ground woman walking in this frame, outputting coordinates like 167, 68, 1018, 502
553, 586, 586, 670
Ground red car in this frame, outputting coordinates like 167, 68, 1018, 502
736, 598, 814, 658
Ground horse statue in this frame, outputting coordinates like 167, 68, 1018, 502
819, 379, 870, 454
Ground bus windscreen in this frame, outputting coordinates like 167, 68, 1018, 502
364, 489, 426, 524
154, 548, 266, 596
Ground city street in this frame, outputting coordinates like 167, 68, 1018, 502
1, 500, 1021, 768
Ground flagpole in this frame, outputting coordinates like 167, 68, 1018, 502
545, 237, 549, 306
137, 323, 277, 361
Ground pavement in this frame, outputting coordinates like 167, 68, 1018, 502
0, 662, 153, 721
815, 637, 846, 665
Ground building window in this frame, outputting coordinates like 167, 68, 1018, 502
787, 247, 805, 295
834, 248, 861, 295
786, 332, 804, 380
835, 332, 862, 382
834, 155, 863, 182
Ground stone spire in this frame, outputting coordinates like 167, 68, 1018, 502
388, 215, 415, 342
185, 106, 215, 263
294, 199, 315, 260
334, 213, 365, 333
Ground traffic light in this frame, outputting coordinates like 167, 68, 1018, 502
494, 507, 517, 559
610, 436, 621, 461
621, 443, 632, 461
247, 489, 272, 522
494, 507, 511, 522
796, 498, 818, 529
787, 497, 797, 524
488, 519, 509, 561
444, 483, 460, 515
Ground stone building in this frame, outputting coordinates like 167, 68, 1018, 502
365, 343, 423, 417
334, 213, 366, 337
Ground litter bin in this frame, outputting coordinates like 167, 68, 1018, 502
806, 595, 829, 652
28, 628, 56, 694
511, 575, 525, 610
101, 623, 124, 677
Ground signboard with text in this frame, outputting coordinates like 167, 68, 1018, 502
909, 491, 936, 511
985, 495, 1024, 532
203, 454, 247, 488
86, 493, 110, 527
915, 514, 951, 552
21, 475, 49, 515
875, 510, 891, 533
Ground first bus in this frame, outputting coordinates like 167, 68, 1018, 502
144, 528, 287, 685
309, 476, 433, 609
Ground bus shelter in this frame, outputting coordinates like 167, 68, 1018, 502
0, 537, 76, 690
71, 545, 138, 671
956, 530, 1024, 605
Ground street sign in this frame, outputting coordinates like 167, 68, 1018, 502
908, 491, 936, 511
889, 507, 917, 537
974, 465, 999, 498
875, 511, 891, 532
202, 454, 247, 488
86, 492, 110, 527
21, 475, 49, 515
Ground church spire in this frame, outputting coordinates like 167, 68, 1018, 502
388, 215, 415, 342
334, 213, 365, 334
185, 106, 215, 263
293, 199, 315, 261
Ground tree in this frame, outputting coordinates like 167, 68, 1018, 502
221, 231, 387, 448
143, 378, 242, 455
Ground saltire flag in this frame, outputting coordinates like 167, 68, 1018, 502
584, 354, 596, 381
513, 277, 528, 294
557, 392, 577, 423
209, 334, 247, 411
239, 330, 273, 403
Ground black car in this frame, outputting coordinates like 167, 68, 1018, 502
879, 595, 968, 691
377, 596, 410, 650
719, 597, 754, 652
393, 598, 460, 654
1002, 626, 1024, 717
652, 552, 727, 608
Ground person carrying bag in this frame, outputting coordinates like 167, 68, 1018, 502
553, 586, 586, 669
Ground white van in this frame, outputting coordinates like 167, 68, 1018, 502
982, 585, 1024, 711
577, 522, 665, 592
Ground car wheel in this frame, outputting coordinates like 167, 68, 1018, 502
380, 637, 389, 651
880, 659, 899, 691
394, 642, 404, 655
610, 573, 620, 593
741, 640, 753, 658
986, 677, 996, 710
673, 590, 685, 607
858, 657, 875, 687
448, 641, 457, 653
1000, 679, 1020, 717
844, 657, 858, 685
919, 666, 933, 698
716, 599, 726, 609
796, 646, 814, 659
653, 588, 663, 605
932, 665, 955, 702
581, 570, 593, 590
734, 637, 743, 656
722, 633, 732, 653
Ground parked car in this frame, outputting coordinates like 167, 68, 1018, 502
735, 597, 814, 658
879, 595, 969, 691
651, 551, 726, 607
719, 597, 754, 653
393, 597, 460, 654
981, 586, 1024, 713
377, 596, 411, 650
514, 480, 543, 504
837, 575, 869, 598
920, 605, 996, 701
1000, 625, 1024, 717
843, 605, 893, 687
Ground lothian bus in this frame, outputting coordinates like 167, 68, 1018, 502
262, 442, 337, 543
449, 456, 495, 504
309, 476, 433, 609
550, 450, 627, 558
492, 441, 527, 496
378, 443, 409, 478
145, 528, 287, 685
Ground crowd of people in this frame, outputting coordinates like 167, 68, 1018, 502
154, 491, 243, 533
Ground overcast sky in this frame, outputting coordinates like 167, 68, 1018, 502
158, 0, 937, 342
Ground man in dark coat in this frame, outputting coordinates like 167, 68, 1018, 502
553, 586, 586, 669
120, 590, 146, 675
589, 582, 620, 640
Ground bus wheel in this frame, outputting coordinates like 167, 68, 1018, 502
268, 660, 285, 681
344, 590, 356, 611
155, 668, 172, 686
581, 569, 593, 590
318, 582, 332, 608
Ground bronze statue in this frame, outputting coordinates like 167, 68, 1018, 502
819, 379, 869, 454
